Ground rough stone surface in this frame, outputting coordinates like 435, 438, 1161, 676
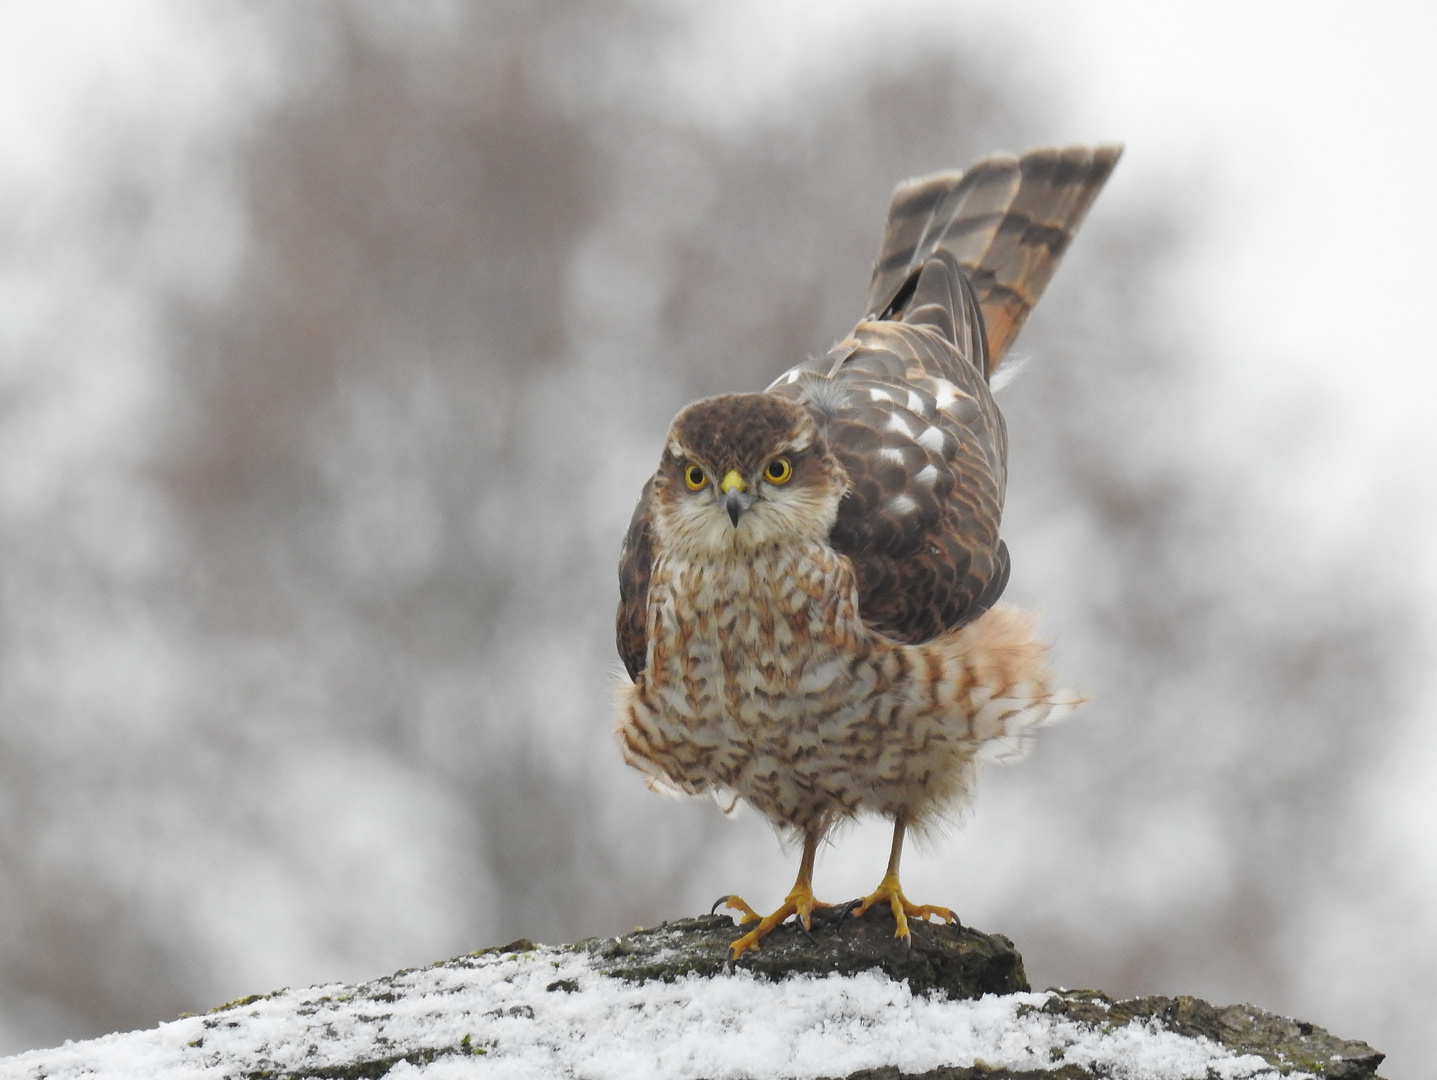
575, 910, 1383, 1080
1, 910, 1387, 1080
1035, 992, 1387, 1080
586, 909, 1029, 999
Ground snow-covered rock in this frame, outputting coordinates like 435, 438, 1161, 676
0, 912, 1384, 1080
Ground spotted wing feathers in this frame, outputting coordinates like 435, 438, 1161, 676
768, 144, 1119, 644
769, 318, 1009, 643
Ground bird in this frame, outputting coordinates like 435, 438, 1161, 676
615, 144, 1121, 958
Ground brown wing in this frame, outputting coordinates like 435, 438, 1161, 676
616, 477, 655, 680
865, 144, 1123, 372
769, 311, 1009, 644
769, 144, 1119, 642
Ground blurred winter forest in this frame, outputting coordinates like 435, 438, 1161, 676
0, 0, 1424, 1071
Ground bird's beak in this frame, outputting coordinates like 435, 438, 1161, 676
720, 470, 753, 527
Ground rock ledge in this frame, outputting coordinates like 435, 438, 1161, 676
0, 911, 1385, 1080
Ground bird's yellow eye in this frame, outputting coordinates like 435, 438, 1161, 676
684, 464, 707, 490
764, 457, 793, 485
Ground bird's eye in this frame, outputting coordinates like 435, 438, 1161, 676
764, 457, 793, 485
684, 464, 707, 490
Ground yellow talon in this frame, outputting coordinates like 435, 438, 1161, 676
728, 880, 834, 958
712, 894, 763, 924
852, 819, 958, 943
723, 828, 832, 959
851, 871, 957, 942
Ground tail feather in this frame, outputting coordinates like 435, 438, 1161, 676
865, 144, 1122, 376
866, 159, 1020, 320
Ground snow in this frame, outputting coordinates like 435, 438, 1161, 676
0, 943, 1300, 1080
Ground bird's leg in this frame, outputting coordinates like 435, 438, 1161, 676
724, 827, 833, 959
851, 816, 957, 943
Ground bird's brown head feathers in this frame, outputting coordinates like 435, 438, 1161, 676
651, 393, 848, 555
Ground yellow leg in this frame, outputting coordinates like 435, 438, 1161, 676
719, 828, 833, 959
851, 817, 957, 943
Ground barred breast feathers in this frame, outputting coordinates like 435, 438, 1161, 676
615, 552, 1076, 830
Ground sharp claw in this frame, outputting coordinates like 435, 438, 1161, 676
725, 888, 835, 956
714, 894, 765, 926
850, 877, 958, 942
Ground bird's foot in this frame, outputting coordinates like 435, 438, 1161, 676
725, 882, 834, 959
711, 894, 763, 924
850, 872, 957, 944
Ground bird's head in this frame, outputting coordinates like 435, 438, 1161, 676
651, 392, 848, 556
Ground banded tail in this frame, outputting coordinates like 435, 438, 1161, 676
865, 144, 1122, 376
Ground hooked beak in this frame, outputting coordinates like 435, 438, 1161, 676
724, 489, 754, 527
720, 470, 753, 527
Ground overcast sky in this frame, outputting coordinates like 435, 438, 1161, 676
0, 1, 1432, 1074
